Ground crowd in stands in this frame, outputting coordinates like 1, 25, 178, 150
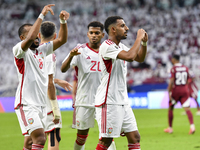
1, 0, 200, 96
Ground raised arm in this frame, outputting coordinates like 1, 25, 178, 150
117, 29, 145, 62
61, 48, 81, 72
21, 4, 55, 51
134, 32, 148, 62
53, 10, 70, 51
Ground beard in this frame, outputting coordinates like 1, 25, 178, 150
30, 38, 39, 49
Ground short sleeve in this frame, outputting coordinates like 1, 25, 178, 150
100, 42, 122, 60
13, 41, 26, 59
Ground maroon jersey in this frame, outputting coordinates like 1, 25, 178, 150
170, 63, 189, 104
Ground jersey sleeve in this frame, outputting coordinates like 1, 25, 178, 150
46, 54, 56, 75
13, 41, 26, 59
101, 42, 122, 60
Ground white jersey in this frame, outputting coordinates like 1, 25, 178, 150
45, 53, 57, 113
95, 39, 129, 106
62, 43, 101, 107
13, 41, 53, 109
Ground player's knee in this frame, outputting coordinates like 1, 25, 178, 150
134, 132, 140, 143
34, 135, 46, 145
75, 134, 88, 145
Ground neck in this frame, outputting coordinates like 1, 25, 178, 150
88, 42, 100, 51
108, 36, 120, 45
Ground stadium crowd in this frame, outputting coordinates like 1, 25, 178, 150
1, 0, 200, 96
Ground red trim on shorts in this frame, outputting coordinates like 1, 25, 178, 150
19, 105, 28, 126
14, 57, 25, 109
47, 111, 53, 115
22, 131, 28, 135
101, 104, 107, 133
45, 127, 56, 133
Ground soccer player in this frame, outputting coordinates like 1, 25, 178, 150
61, 21, 116, 150
164, 54, 195, 134
39, 21, 72, 150
13, 4, 69, 150
188, 70, 200, 115
94, 16, 148, 150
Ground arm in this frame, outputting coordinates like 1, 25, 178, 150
54, 78, 72, 91
21, 4, 55, 51
134, 32, 148, 62
60, 48, 81, 72
167, 77, 174, 101
117, 29, 146, 62
53, 10, 70, 51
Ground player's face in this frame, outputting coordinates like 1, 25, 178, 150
87, 27, 104, 44
115, 19, 129, 40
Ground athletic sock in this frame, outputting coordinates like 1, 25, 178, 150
168, 109, 173, 127
128, 143, 140, 150
74, 134, 88, 150
186, 110, 194, 124
74, 142, 85, 150
108, 140, 116, 150
96, 143, 108, 150
31, 144, 44, 150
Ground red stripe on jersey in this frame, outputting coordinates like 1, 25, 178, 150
105, 39, 114, 45
14, 57, 25, 109
95, 58, 112, 107
101, 104, 107, 133
75, 66, 78, 77
19, 105, 28, 126
86, 43, 99, 53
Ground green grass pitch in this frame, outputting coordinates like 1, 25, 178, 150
0, 108, 200, 150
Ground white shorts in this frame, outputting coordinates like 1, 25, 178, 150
75, 106, 95, 130
96, 104, 138, 138
45, 111, 62, 133
15, 105, 47, 135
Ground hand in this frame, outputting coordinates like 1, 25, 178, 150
41, 4, 55, 16
142, 32, 148, 42
136, 29, 145, 40
53, 118, 60, 124
59, 80, 72, 92
69, 48, 81, 57
59, 10, 70, 21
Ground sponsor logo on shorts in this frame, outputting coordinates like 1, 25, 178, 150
28, 118, 34, 124
76, 120, 80, 126
108, 127, 113, 134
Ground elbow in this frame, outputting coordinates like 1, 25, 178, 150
60, 66, 66, 73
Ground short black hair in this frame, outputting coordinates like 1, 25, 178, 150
40, 21, 56, 39
172, 54, 180, 61
104, 16, 123, 34
18, 23, 32, 37
87, 21, 104, 31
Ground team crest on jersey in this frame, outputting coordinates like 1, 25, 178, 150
76, 120, 80, 126
115, 46, 118, 49
108, 127, 113, 134
28, 118, 34, 124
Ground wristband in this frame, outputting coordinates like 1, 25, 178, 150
60, 18, 67, 24
141, 41, 147, 46
50, 100, 61, 119
38, 13, 44, 20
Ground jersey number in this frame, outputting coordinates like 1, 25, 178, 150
175, 72, 187, 85
90, 61, 101, 72
39, 59, 43, 69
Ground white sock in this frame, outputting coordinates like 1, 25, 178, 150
190, 124, 195, 130
74, 142, 85, 150
108, 141, 116, 150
